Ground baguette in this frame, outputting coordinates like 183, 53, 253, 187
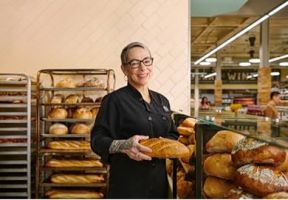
46, 189, 103, 199
51, 174, 104, 184
46, 159, 103, 168
47, 140, 90, 150
139, 137, 190, 158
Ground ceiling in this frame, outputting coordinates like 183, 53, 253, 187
191, 0, 288, 67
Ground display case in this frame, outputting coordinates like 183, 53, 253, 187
35, 69, 115, 198
0, 73, 36, 198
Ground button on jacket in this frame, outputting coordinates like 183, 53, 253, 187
91, 84, 179, 198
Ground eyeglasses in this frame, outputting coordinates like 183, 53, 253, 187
126, 57, 154, 69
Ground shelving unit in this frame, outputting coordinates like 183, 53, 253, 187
0, 74, 35, 198
36, 69, 115, 198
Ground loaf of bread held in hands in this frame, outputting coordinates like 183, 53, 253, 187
139, 137, 190, 158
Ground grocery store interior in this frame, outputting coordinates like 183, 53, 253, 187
1, 0, 288, 199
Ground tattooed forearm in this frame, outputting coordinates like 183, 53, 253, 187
109, 138, 134, 154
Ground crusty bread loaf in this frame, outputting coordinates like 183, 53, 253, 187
177, 126, 194, 136
234, 164, 288, 197
264, 192, 288, 199
203, 176, 236, 198
204, 153, 236, 180
64, 94, 79, 104
139, 137, 190, 158
206, 130, 245, 153
56, 78, 76, 88
50, 94, 64, 104
70, 123, 91, 134
276, 151, 288, 172
232, 138, 286, 167
81, 96, 94, 103
72, 108, 93, 119
48, 108, 68, 119
46, 189, 103, 199
50, 174, 104, 184
224, 187, 256, 199
49, 123, 68, 135
181, 117, 196, 128
46, 159, 103, 168
47, 141, 90, 150
181, 144, 195, 163
91, 107, 99, 118
177, 177, 193, 198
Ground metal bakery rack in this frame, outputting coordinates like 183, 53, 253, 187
35, 69, 115, 198
0, 73, 36, 199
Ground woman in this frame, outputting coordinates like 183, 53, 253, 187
200, 96, 210, 110
91, 42, 179, 198
264, 91, 281, 119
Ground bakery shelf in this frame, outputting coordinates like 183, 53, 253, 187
42, 182, 107, 188
42, 134, 90, 138
0, 143, 27, 147
0, 184, 28, 189
41, 102, 101, 107
0, 88, 28, 92
0, 160, 27, 165
0, 112, 27, 116
40, 149, 93, 154
43, 166, 108, 173
0, 135, 27, 139
41, 118, 94, 123
0, 168, 27, 173
0, 176, 28, 181
0, 119, 27, 123
40, 87, 107, 92
0, 127, 27, 131
0, 151, 27, 155
0, 96, 27, 101
0, 192, 28, 197
0, 103, 27, 108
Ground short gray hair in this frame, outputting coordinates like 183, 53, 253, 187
120, 42, 151, 66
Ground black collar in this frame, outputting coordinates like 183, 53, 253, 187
126, 83, 155, 103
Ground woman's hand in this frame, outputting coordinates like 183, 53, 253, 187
122, 135, 152, 161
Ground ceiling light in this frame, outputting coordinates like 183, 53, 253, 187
249, 58, 260, 63
193, 1, 288, 65
199, 61, 211, 66
271, 72, 280, 76
269, 54, 288, 63
239, 62, 251, 67
204, 72, 216, 79
253, 74, 258, 78
280, 62, 288, 66
205, 58, 217, 63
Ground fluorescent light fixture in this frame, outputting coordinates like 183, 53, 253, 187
271, 72, 280, 76
269, 54, 288, 63
239, 62, 251, 67
249, 58, 260, 63
194, 1, 288, 65
204, 72, 216, 79
280, 62, 288, 66
199, 61, 211, 66
205, 57, 217, 62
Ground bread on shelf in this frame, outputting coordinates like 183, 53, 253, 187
206, 130, 245, 153
47, 140, 90, 150
231, 138, 286, 167
50, 174, 104, 184
72, 108, 93, 119
70, 123, 91, 134
81, 96, 94, 103
56, 78, 76, 88
49, 123, 68, 135
48, 108, 68, 119
139, 137, 190, 158
224, 187, 256, 199
64, 94, 80, 104
46, 159, 103, 168
264, 192, 288, 199
203, 176, 236, 198
46, 189, 104, 199
91, 107, 99, 118
50, 94, 64, 104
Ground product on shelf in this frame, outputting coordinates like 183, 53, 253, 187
45, 189, 104, 199
56, 78, 76, 88
48, 108, 68, 119
77, 77, 105, 88
70, 123, 91, 134
181, 144, 195, 163
0, 138, 27, 143
50, 94, 64, 104
264, 192, 288, 199
231, 138, 286, 167
139, 137, 190, 158
203, 176, 236, 198
204, 153, 236, 180
50, 174, 104, 184
46, 158, 103, 168
49, 123, 68, 135
224, 187, 256, 199
177, 176, 193, 198
91, 107, 99, 118
234, 164, 288, 196
275, 151, 288, 172
81, 96, 94, 103
95, 96, 103, 103
64, 94, 80, 104
72, 107, 93, 119
206, 130, 245, 153
47, 140, 91, 150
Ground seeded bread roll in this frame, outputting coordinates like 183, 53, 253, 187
139, 137, 190, 158
232, 138, 286, 167
234, 164, 288, 196
49, 123, 68, 135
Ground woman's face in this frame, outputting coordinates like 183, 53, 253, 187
122, 47, 153, 87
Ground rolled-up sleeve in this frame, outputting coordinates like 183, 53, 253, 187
91, 94, 118, 163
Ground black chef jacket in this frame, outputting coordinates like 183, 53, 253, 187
91, 83, 179, 199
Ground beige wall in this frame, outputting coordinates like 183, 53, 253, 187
0, 0, 190, 114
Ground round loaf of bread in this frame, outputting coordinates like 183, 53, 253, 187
264, 192, 288, 199
206, 130, 245, 153
177, 126, 194, 136
203, 176, 236, 198
204, 153, 236, 180
49, 123, 68, 135
56, 78, 76, 88
139, 137, 190, 158
64, 94, 79, 104
232, 138, 286, 167
234, 164, 288, 197
48, 108, 68, 119
72, 108, 93, 119
71, 123, 90, 134
50, 94, 64, 104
